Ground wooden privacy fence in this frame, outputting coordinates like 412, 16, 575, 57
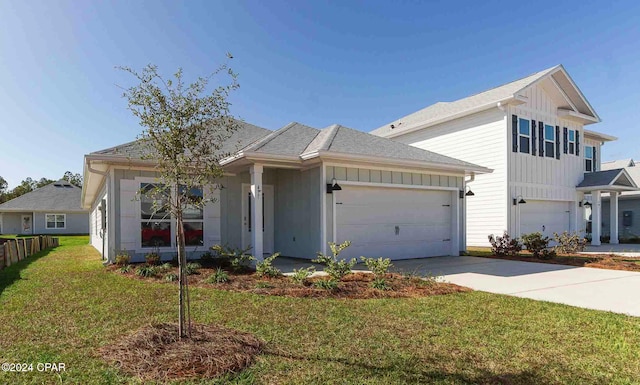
0, 236, 59, 270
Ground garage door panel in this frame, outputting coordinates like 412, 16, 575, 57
335, 186, 453, 260
520, 200, 571, 239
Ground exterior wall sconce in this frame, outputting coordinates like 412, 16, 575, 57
326, 178, 342, 194
459, 186, 475, 199
583, 201, 592, 207
512, 195, 526, 205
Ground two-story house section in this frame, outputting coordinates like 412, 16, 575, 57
371, 65, 637, 247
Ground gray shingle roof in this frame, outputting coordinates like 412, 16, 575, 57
0, 180, 86, 212
92, 120, 271, 158
370, 65, 560, 137
91, 120, 488, 172
577, 169, 634, 188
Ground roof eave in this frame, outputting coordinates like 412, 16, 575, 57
584, 129, 617, 142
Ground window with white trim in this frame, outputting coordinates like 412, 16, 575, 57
46, 214, 66, 229
518, 118, 530, 154
585, 146, 595, 172
568, 129, 576, 154
140, 183, 172, 248
544, 124, 555, 158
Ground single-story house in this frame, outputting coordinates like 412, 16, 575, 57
0, 180, 89, 235
82, 121, 490, 263
601, 159, 640, 240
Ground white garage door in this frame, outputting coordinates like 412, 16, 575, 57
335, 186, 453, 260
520, 200, 571, 239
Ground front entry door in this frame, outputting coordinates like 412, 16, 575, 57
21, 215, 32, 234
241, 184, 274, 256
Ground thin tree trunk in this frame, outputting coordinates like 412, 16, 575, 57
176, 195, 187, 339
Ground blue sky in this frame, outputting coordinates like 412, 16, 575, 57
1, 0, 639, 189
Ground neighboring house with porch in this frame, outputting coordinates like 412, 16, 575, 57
371, 64, 638, 246
601, 159, 640, 241
0, 180, 89, 235
81, 121, 490, 263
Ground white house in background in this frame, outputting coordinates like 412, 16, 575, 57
372, 65, 638, 246
82, 121, 490, 263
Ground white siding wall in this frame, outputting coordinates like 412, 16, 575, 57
89, 183, 108, 256
396, 108, 508, 246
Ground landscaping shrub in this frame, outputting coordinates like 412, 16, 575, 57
185, 262, 201, 275
115, 252, 131, 266
164, 273, 178, 282
206, 268, 229, 284
371, 277, 390, 290
313, 278, 339, 290
553, 231, 587, 254
361, 256, 393, 290
211, 244, 255, 272
291, 266, 315, 285
159, 262, 173, 271
145, 252, 161, 266
256, 252, 282, 278
313, 241, 357, 280
488, 231, 522, 256
118, 264, 132, 274
136, 265, 158, 277
521, 232, 555, 260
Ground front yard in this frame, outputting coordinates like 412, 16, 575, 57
1, 236, 639, 384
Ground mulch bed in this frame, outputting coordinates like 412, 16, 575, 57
110, 265, 471, 299
98, 323, 264, 382
480, 253, 640, 272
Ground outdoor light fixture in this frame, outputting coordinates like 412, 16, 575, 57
459, 186, 475, 199
512, 195, 526, 205
584, 201, 592, 207
326, 178, 342, 194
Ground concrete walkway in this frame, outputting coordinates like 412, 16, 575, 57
391, 256, 640, 317
583, 243, 640, 257
274, 256, 640, 317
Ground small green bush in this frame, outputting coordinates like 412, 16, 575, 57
206, 268, 229, 284
314, 278, 339, 290
361, 257, 393, 277
521, 232, 555, 259
488, 232, 522, 256
145, 252, 161, 266
313, 241, 357, 280
256, 252, 282, 277
164, 273, 178, 282
159, 262, 173, 271
291, 266, 315, 285
136, 265, 158, 278
115, 252, 130, 266
371, 277, 390, 290
553, 231, 587, 254
118, 264, 132, 274
185, 262, 201, 275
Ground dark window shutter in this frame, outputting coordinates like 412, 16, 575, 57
555, 126, 560, 159
593, 146, 597, 171
512, 115, 518, 152
538, 121, 544, 157
563, 127, 568, 154
531, 120, 537, 156
576, 131, 580, 156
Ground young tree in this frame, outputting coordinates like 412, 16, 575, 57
62, 171, 83, 187
119, 61, 240, 338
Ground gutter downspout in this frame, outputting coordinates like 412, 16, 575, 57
87, 159, 110, 263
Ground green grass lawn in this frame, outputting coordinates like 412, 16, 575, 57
1, 237, 639, 384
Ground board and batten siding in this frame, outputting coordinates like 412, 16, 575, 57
324, 165, 464, 251
395, 108, 508, 246
507, 83, 597, 234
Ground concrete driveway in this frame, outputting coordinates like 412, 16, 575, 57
391, 256, 640, 317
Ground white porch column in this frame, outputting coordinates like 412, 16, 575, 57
250, 164, 264, 261
591, 190, 602, 246
610, 191, 619, 244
